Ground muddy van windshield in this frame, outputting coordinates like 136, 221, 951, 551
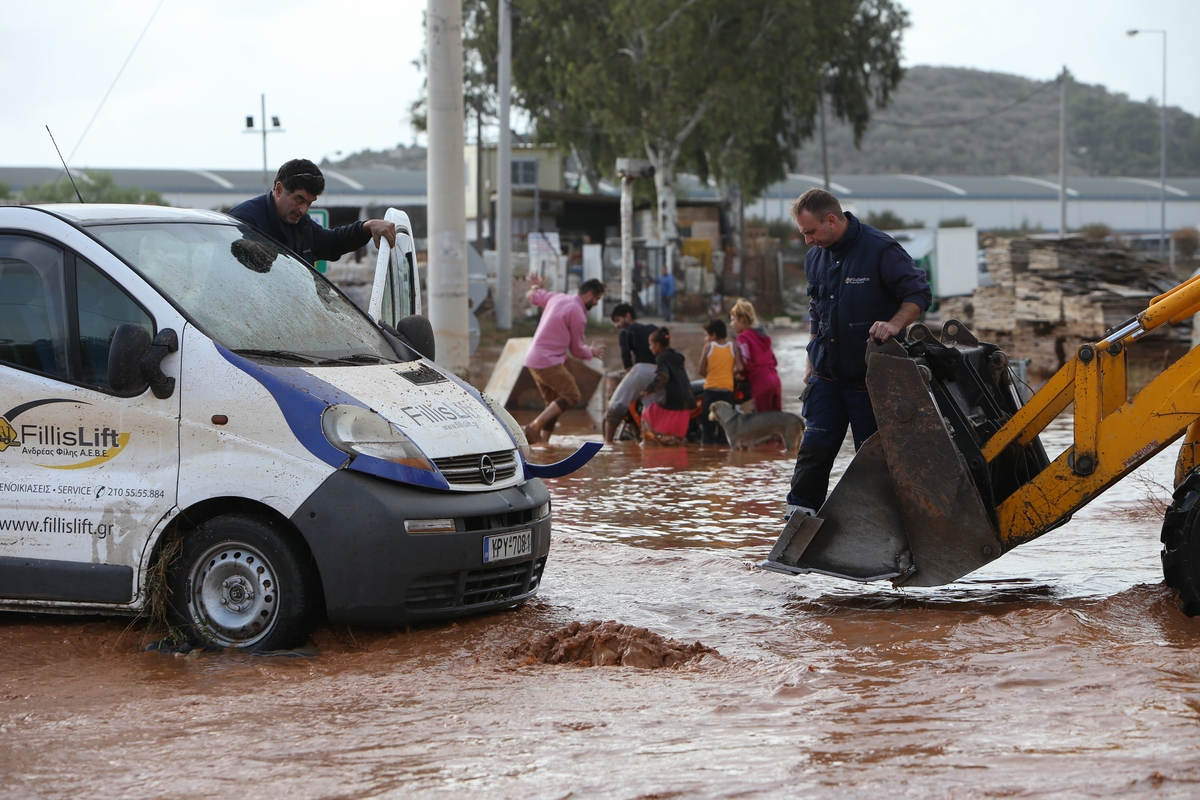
90, 222, 395, 363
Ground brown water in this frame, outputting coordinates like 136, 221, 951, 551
4, 330, 1200, 798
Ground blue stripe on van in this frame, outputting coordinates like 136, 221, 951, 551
216, 345, 449, 490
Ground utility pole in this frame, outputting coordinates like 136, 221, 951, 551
1128, 28, 1168, 257
495, 0, 513, 330
1058, 67, 1068, 237
1160, 32, 1168, 259
426, 0, 470, 377
243, 94, 284, 191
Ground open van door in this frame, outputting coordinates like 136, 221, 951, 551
369, 208, 421, 327
368, 209, 434, 361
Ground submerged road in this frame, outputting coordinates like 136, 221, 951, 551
2, 329, 1199, 798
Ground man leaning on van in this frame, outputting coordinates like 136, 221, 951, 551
229, 159, 397, 266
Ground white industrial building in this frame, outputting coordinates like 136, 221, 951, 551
743, 173, 1200, 234
3, 166, 1198, 236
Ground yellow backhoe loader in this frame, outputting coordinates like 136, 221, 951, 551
765, 272, 1200, 613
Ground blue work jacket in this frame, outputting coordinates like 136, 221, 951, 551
805, 213, 931, 382
228, 193, 370, 266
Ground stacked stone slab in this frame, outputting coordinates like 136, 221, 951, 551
954, 237, 1185, 377
973, 238, 1177, 341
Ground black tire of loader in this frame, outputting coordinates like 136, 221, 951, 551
1161, 470, 1200, 616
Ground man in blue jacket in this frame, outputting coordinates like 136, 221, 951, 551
229, 159, 396, 265
786, 189, 932, 520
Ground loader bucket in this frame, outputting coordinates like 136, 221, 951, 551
765, 324, 1025, 588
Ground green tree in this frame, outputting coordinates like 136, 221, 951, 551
20, 171, 167, 205
502, 0, 905, 269
0, 181, 10, 200
865, 209, 922, 229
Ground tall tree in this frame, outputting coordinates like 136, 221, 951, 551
511, 0, 767, 267
433, 0, 907, 265
502, 0, 905, 266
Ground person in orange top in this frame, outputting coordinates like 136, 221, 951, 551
698, 318, 743, 445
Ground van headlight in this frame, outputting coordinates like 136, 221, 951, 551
321, 404, 435, 471
479, 391, 531, 460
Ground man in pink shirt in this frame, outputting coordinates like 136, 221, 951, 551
522, 273, 608, 444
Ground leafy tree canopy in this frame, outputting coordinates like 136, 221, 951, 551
20, 171, 167, 205
500, 0, 905, 250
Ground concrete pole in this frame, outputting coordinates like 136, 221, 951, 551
1160, 32, 1168, 259
426, 0, 470, 376
495, 0, 513, 329
1058, 68, 1067, 237
1130, 29, 1169, 256
621, 175, 633, 304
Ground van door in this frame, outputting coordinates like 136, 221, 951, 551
367, 208, 421, 328
0, 236, 180, 605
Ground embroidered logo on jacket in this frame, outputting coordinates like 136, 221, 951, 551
845, 277, 870, 284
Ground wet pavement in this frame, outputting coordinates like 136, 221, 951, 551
4, 329, 1200, 798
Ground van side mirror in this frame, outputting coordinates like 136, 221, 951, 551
108, 324, 179, 398
381, 315, 435, 362
108, 323, 151, 394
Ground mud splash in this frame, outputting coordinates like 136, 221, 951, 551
506, 620, 720, 668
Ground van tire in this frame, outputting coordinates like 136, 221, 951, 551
170, 514, 319, 651
1161, 471, 1200, 616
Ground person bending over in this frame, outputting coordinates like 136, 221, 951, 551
521, 273, 607, 444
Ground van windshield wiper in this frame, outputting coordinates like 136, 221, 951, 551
323, 353, 397, 365
231, 348, 323, 365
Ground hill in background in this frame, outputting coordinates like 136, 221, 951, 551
799, 66, 1200, 177
331, 66, 1200, 179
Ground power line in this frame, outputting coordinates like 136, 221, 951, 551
65, 0, 167, 166
872, 75, 1062, 130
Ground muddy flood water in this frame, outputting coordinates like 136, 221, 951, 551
5, 329, 1200, 798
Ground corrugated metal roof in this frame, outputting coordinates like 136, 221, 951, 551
1, 166, 1194, 203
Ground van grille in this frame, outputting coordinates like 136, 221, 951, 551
434, 449, 518, 486
405, 557, 545, 611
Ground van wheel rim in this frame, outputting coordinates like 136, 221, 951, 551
188, 542, 279, 648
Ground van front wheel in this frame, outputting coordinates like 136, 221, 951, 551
171, 514, 319, 650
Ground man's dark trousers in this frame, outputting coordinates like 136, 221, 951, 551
786, 377, 878, 511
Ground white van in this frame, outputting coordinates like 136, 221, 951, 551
0, 204, 598, 650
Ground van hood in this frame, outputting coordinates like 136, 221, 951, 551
313, 360, 514, 459
217, 346, 519, 492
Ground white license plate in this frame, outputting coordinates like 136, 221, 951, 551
483, 529, 532, 563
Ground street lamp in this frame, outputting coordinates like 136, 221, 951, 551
243, 93, 285, 191
1128, 28, 1167, 258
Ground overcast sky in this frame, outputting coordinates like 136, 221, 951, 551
1, 0, 1195, 172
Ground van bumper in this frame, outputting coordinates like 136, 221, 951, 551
290, 470, 551, 625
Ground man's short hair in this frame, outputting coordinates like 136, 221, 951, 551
579, 278, 606, 297
791, 188, 843, 221
275, 159, 325, 196
611, 302, 635, 321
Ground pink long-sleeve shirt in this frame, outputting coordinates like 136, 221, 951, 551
523, 288, 596, 369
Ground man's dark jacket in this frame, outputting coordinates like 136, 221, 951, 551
228, 193, 371, 266
619, 321, 658, 369
805, 212, 932, 382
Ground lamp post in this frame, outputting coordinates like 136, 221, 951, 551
1128, 28, 1168, 258
243, 94, 285, 191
